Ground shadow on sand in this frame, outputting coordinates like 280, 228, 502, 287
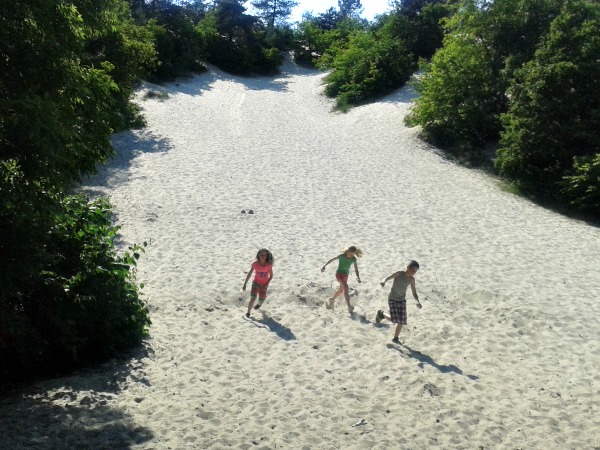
0, 346, 155, 448
387, 343, 479, 381
378, 82, 419, 104
79, 130, 175, 198
244, 313, 296, 341
146, 56, 320, 98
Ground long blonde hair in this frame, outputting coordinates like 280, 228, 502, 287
342, 245, 363, 258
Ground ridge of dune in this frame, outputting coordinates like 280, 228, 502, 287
1, 60, 599, 449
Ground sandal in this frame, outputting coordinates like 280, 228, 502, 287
376, 310, 384, 323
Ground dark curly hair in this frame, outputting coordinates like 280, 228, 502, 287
256, 249, 274, 264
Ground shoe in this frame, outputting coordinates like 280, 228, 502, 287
348, 305, 354, 313
325, 298, 334, 309
245, 312, 250, 318
392, 337, 400, 344
254, 303, 262, 310
376, 310, 384, 323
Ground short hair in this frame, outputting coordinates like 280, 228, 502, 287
408, 260, 419, 269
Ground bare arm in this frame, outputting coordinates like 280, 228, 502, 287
411, 279, 422, 309
242, 266, 254, 290
380, 271, 400, 287
267, 268, 273, 284
321, 256, 338, 272
353, 260, 361, 283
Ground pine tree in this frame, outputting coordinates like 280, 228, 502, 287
338, 0, 363, 18
251, 0, 299, 29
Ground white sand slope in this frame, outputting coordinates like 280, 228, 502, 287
1, 59, 600, 449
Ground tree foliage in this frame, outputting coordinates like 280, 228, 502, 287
195, 1, 282, 75
293, 0, 448, 109
251, 0, 299, 29
323, 31, 415, 109
409, 0, 564, 147
1, 0, 151, 383
496, 0, 600, 208
407, 0, 599, 218
338, 0, 364, 18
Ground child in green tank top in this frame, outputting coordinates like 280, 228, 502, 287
321, 246, 362, 313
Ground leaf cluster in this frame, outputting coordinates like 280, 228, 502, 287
0, 168, 151, 383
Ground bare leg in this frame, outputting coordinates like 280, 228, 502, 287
393, 324, 403, 339
341, 281, 352, 310
331, 284, 344, 301
247, 297, 256, 316
383, 312, 392, 321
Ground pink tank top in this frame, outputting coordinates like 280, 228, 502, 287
252, 261, 272, 286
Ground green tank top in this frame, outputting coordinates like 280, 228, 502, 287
336, 254, 356, 274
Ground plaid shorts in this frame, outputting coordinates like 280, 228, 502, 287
250, 281, 268, 301
388, 298, 407, 325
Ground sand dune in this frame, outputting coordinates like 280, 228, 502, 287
1, 59, 599, 449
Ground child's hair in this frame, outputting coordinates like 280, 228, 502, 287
342, 245, 363, 258
256, 249, 274, 264
408, 260, 419, 269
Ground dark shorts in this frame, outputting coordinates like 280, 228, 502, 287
335, 272, 349, 284
388, 298, 407, 325
250, 281, 268, 301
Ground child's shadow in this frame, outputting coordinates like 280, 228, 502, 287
388, 343, 479, 381
350, 311, 372, 325
244, 313, 296, 341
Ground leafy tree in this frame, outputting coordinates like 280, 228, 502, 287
560, 154, 600, 216
409, 0, 564, 148
1, 0, 151, 382
145, 2, 207, 80
378, 0, 451, 60
339, 0, 363, 18
84, 1, 158, 126
251, 0, 299, 29
323, 31, 415, 109
313, 7, 344, 30
408, 29, 500, 146
215, 0, 257, 40
496, 0, 600, 202
293, 11, 366, 66
1, 1, 118, 185
196, 1, 281, 74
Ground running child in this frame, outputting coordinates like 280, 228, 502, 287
375, 260, 422, 344
321, 246, 362, 313
242, 249, 274, 317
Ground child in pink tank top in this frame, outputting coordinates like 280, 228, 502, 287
242, 249, 274, 317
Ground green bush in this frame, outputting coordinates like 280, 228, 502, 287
496, 0, 600, 200
293, 16, 364, 67
561, 154, 600, 216
408, 0, 563, 149
195, 8, 281, 75
0, 1, 153, 384
147, 13, 207, 81
408, 33, 500, 147
323, 32, 415, 108
0, 166, 151, 382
